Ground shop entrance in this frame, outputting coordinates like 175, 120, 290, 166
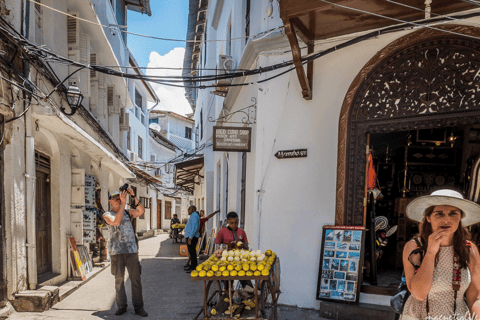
0, 116, 5, 305
35, 151, 52, 277
157, 199, 162, 229
335, 25, 480, 291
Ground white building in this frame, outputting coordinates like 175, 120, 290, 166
0, 0, 152, 310
149, 110, 195, 153
183, 0, 480, 317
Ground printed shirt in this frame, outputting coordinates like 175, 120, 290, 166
104, 210, 138, 255
184, 211, 200, 239
214, 226, 248, 245
170, 218, 180, 228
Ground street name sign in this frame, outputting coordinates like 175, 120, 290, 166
213, 126, 252, 152
274, 149, 307, 159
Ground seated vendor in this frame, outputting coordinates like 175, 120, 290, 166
170, 214, 180, 240
215, 211, 248, 250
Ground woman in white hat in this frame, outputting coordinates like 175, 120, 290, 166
401, 189, 480, 319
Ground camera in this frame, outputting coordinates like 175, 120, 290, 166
119, 183, 129, 192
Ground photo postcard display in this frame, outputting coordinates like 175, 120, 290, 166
316, 226, 365, 303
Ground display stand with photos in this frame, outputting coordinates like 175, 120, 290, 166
316, 226, 366, 303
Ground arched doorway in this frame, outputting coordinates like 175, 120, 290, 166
336, 24, 480, 226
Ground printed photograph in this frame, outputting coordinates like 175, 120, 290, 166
349, 261, 357, 272
347, 281, 355, 293
343, 231, 352, 242
331, 291, 344, 299
321, 279, 329, 290
336, 242, 347, 250
323, 259, 330, 270
320, 290, 331, 299
348, 252, 360, 259
325, 230, 334, 240
334, 271, 345, 280
346, 272, 358, 281
324, 250, 334, 258
344, 293, 356, 301
331, 259, 340, 271
337, 280, 346, 292
334, 230, 343, 242
325, 241, 335, 249
336, 251, 347, 258
349, 244, 360, 251
340, 260, 349, 272
352, 231, 362, 243
321, 270, 334, 279
329, 279, 337, 291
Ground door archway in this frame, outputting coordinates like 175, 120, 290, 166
336, 24, 480, 225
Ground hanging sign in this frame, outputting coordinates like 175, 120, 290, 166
274, 149, 307, 159
213, 126, 252, 152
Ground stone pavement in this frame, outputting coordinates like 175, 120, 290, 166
8, 235, 325, 320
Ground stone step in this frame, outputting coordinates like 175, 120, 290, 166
12, 286, 59, 312
319, 300, 396, 320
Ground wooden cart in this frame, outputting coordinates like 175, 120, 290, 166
192, 257, 281, 320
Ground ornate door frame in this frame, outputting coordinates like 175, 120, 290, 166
336, 24, 480, 225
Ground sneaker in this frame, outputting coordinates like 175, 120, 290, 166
135, 307, 148, 317
115, 306, 127, 315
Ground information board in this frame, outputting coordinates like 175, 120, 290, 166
316, 226, 365, 303
213, 126, 252, 152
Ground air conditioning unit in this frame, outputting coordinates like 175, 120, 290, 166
129, 151, 139, 162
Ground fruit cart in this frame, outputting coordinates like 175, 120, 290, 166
170, 224, 185, 243
191, 253, 281, 320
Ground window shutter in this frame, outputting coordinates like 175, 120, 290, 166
90, 53, 97, 79
107, 85, 114, 114
119, 108, 129, 131
34, 0, 43, 44
67, 12, 79, 47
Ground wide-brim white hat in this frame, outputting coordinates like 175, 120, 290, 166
406, 189, 480, 227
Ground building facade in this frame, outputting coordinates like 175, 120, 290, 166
0, 0, 152, 309
183, 0, 480, 315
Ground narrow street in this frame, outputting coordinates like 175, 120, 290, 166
7, 235, 322, 320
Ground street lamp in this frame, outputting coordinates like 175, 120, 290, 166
61, 84, 83, 116
44, 67, 85, 116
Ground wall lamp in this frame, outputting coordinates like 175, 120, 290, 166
44, 67, 85, 116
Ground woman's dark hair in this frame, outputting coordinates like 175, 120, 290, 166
227, 212, 238, 220
417, 206, 470, 269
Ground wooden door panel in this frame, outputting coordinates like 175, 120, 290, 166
35, 170, 51, 275
157, 200, 162, 229
165, 201, 172, 220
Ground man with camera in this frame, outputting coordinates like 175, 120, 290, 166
103, 184, 148, 317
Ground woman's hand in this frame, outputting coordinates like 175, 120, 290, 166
426, 229, 448, 255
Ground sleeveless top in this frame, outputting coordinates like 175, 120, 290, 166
403, 245, 471, 319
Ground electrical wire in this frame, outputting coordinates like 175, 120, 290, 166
27, 0, 283, 44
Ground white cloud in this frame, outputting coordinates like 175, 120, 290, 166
146, 48, 192, 116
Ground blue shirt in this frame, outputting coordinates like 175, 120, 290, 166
185, 211, 200, 239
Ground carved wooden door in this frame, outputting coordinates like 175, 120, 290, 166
157, 200, 162, 229
35, 153, 51, 276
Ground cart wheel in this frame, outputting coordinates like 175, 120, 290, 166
260, 280, 277, 320
271, 257, 281, 293
205, 280, 223, 315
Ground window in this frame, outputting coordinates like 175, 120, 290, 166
227, 22, 232, 56
34, 0, 43, 45
185, 127, 192, 139
200, 110, 204, 140
127, 127, 131, 150
203, 26, 207, 67
141, 113, 145, 124
195, 126, 199, 148
150, 118, 158, 124
135, 89, 143, 108
245, 0, 251, 45
151, 154, 156, 162
138, 136, 143, 159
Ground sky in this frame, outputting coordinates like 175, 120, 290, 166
127, 0, 192, 115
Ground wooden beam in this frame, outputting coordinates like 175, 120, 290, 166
284, 20, 312, 100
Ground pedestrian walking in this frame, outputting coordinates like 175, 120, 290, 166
103, 188, 148, 317
184, 205, 200, 273
400, 189, 480, 319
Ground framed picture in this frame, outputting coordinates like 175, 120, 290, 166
316, 226, 366, 303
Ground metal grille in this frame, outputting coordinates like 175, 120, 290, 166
35, 151, 50, 172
